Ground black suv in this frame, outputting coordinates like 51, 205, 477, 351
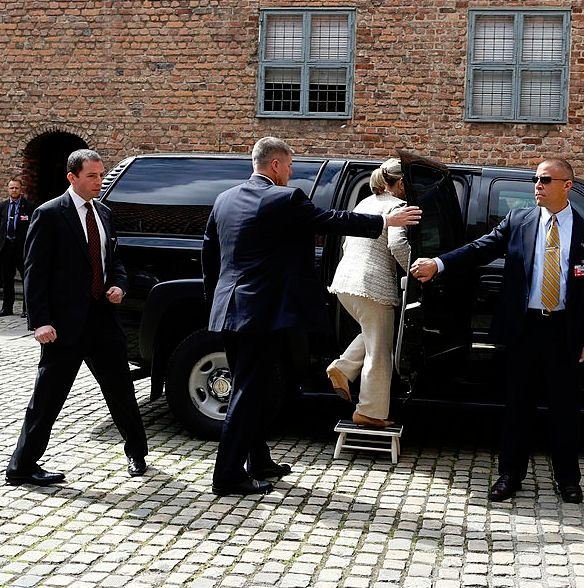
100, 152, 584, 438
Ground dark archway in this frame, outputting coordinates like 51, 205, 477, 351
23, 132, 88, 205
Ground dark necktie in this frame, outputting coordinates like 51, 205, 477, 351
84, 202, 104, 299
7, 201, 17, 240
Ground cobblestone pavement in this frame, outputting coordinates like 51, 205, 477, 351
1, 316, 584, 587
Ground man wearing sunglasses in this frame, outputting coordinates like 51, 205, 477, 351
410, 158, 584, 504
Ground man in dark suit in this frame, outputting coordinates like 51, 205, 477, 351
5, 149, 148, 486
202, 137, 422, 496
0, 177, 33, 317
411, 158, 584, 503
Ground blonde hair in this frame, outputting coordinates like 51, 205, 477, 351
369, 169, 387, 195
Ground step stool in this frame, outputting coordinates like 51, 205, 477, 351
333, 420, 403, 464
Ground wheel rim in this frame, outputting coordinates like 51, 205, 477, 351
187, 351, 231, 421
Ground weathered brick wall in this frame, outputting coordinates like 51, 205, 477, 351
0, 0, 582, 193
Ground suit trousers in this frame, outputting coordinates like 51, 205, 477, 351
8, 302, 148, 474
331, 293, 395, 420
1, 240, 25, 313
499, 310, 581, 486
213, 330, 285, 485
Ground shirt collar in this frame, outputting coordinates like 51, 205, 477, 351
541, 202, 572, 226
69, 187, 94, 210
252, 173, 275, 185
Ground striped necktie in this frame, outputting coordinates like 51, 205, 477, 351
541, 214, 560, 312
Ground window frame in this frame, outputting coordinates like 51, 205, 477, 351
465, 8, 571, 124
257, 8, 356, 119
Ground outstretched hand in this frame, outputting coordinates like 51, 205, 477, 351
385, 206, 422, 227
410, 258, 438, 283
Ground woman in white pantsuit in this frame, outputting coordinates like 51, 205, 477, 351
327, 159, 410, 428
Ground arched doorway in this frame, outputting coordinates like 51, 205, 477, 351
23, 132, 88, 205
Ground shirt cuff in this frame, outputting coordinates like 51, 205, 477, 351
433, 257, 445, 273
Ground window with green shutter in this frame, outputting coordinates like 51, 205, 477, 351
258, 9, 355, 118
466, 9, 570, 123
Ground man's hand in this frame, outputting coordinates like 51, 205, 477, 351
35, 325, 57, 344
384, 206, 422, 227
580, 346, 584, 363
106, 286, 124, 305
410, 258, 438, 283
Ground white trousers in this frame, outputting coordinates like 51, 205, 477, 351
331, 292, 395, 420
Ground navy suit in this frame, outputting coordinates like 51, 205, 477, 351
0, 197, 33, 313
441, 206, 584, 485
203, 175, 384, 485
7, 192, 148, 475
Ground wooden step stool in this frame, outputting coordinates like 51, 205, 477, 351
333, 420, 403, 464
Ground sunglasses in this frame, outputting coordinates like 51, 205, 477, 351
531, 175, 571, 185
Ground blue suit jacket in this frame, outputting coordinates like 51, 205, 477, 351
202, 175, 383, 333
440, 206, 584, 358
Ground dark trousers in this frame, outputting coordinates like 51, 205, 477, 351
8, 303, 148, 474
1, 240, 25, 313
498, 310, 581, 486
213, 330, 284, 485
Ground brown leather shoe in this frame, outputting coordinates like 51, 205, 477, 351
326, 365, 351, 402
352, 411, 394, 428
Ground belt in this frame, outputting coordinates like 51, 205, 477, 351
526, 308, 566, 319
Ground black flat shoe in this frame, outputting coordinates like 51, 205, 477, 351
6, 465, 65, 487
489, 474, 521, 502
212, 478, 273, 497
558, 484, 583, 504
249, 462, 292, 480
127, 457, 147, 477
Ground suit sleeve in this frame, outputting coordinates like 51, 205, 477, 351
103, 209, 129, 293
440, 210, 512, 273
202, 210, 220, 305
24, 207, 54, 328
288, 188, 383, 238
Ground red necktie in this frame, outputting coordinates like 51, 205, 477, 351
84, 202, 104, 299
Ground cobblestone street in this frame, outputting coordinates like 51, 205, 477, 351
1, 316, 584, 587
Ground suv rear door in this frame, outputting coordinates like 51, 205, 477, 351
396, 150, 472, 391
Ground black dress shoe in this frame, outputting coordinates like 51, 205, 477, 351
249, 462, 292, 480
20, 311, 27, 319
558, 484, 583, 504
127, 457, 147, 477
212, 477, 273, 497
6, 465, 65, 486
489, 474, 522, 502
0, 309, 13, 317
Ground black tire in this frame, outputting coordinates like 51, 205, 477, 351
165, 329, 230, 439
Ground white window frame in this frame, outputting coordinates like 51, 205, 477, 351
465, 9, 570, 123
257, 8, 355, 119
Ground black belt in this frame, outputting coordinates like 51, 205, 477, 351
526, 308, 566, 319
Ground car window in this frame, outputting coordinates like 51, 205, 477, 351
488, 178, 584, 229
103, 157, 322, 236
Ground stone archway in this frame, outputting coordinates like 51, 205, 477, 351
23, 131, 88, 205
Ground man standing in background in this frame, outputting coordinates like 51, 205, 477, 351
0, 177, 32, 317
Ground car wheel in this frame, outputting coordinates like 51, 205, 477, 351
165, 329, 230, 439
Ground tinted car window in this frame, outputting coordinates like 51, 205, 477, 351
104, 157, 323, 237
488, 178, 584, 228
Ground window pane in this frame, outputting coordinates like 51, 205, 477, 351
519, 70, 562, 118
263, 68, 301, 112
310, 15, 349, 60
265, 15, 303, 60
522, 16, 564, 62
308, 68, 347, 113
474, 15, 514, 62
470, 70, 513, 117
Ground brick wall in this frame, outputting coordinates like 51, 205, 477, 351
0, 0, 582, 194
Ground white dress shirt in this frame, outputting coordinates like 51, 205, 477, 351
69, 188, 107, 278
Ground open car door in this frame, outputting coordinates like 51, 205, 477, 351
395, 150, 472, 391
